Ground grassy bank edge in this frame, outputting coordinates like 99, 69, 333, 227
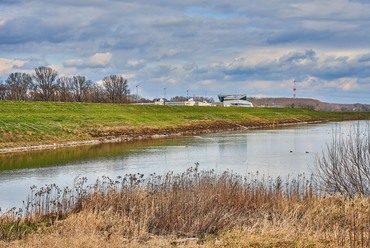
1, 101, 370, 153
0, 119, 324, 154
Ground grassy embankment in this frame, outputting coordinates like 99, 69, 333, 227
0, 167, 369, 247
1, 101, 370, 150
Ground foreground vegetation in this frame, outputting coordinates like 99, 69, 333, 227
1, 101, 370, 150
0, 166, 368, 247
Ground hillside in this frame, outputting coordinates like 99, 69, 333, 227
248, 97, 370, 111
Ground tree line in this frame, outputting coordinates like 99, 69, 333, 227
0, 66, 131, 103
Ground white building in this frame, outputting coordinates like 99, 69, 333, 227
218, 94, 253, 107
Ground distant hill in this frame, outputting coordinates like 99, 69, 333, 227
247, 97, 370, 112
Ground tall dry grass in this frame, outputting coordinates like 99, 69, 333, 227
1, 165, 369, 247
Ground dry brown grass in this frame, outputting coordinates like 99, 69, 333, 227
1, 166, 369, 247
205, 196, 370, 248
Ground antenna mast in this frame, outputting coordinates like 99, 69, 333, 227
293, 80, 296, 98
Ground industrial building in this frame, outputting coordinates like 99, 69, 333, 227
218, 94, 253, 107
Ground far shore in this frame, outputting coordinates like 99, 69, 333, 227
2, 101, 370, 154
0, 119, 332, 154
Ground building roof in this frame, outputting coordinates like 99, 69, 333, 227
218, 94, 247, 102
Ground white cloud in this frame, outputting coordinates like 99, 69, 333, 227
0, 58, 25, 77
327, 78, 360, 91
63, 59, 83, 67
64, 53, 112, 68
127, 60, 146, 69
122, 73, 137, 80
89, 53, 112, 67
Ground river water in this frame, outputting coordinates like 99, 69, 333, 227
0, 120, 364, 211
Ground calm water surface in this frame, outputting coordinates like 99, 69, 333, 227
0, 121, 364, 210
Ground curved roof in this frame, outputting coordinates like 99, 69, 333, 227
218, 94, 247, 102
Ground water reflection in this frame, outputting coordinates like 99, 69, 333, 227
0, 121, 366, 210
0, 138, 193, 170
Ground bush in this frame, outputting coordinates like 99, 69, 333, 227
316, 123, 370, 197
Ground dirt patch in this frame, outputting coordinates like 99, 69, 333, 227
88, 117, 322, 139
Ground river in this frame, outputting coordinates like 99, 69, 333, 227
0, 120, 365, 211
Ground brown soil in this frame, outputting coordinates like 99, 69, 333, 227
88, 117, 321, 140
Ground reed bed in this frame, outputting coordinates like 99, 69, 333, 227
1, 165, 369, 247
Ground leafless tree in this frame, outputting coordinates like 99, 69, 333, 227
57, 76, 73, 102
102, 75, 130, 103
71, 76, 92, 102
0, 82, 9, 100
32, 66, 58, 101
170, 96, 187, 102
5, 72, 32, 100
88, 84, 106, 103
316, 123, 370, 197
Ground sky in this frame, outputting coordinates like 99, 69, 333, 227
1, 0, 370, 103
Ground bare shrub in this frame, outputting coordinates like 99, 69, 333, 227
316, 123, 370, 197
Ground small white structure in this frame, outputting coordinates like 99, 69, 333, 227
223, 99, 253, 107
154, 98, 165, 105
185, 98, 213, 106
185, 98, 196, 106
197, 101, 212, 107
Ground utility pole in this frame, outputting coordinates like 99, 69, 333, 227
164, 87, 166, 104
136, 85, 139, 103
187, 89, 189, 100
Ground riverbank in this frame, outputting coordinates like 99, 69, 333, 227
0, 119, 323, 154
1, 101, 370, 153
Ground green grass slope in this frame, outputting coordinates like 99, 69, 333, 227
1, 101, 369, 149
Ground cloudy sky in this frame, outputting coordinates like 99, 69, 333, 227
1, 0, 370, 103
